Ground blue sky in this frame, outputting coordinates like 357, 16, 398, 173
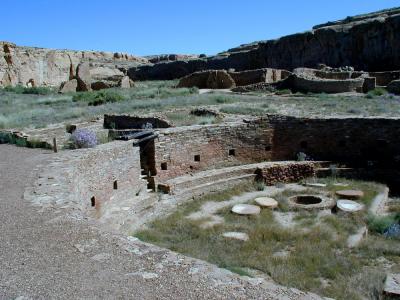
1, 1, 399, 56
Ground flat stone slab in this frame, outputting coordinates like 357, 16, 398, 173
335, 189, 364, 199
254, 197, 278, 208
384, 273, 400, 296
337, 200, 365, 212
231, 204, 260, 215
222, 232, 249, 241
333, 183, 349, 187
304, 183, 327, 188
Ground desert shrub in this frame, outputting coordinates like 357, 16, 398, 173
367, 214, 396, 234
275, 89, 292, 95
366, 87, 387, 98
69, 129, 97, 148
72, 90, 125, 106
3, 85, 53, 95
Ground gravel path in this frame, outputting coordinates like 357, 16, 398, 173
0, 145, 321, 299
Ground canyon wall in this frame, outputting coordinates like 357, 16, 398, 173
129, 7, 400, 80
0, 41, 147, 87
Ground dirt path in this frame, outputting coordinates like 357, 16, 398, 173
0, 145, 320, 299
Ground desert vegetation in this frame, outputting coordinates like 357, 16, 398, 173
135, 178, 400, 300
1, 82, 400, 130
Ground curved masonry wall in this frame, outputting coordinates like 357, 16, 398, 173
25, 141, 150, 231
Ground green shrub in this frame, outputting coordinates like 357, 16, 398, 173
3, 85, 53, 95
72, 90, 125, 106
367, 214, 396, 234
366, 88, 387, 98
275, 89, 292, 95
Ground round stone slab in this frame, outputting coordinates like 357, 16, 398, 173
337, 200, 365, 213
231, 204, 261, 215
335, 189, 364, 199
254, 197, 278, 209
222, 232, 249, 241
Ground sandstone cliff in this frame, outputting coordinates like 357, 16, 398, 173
128, 7, 400, 80
0, 42, 148, 87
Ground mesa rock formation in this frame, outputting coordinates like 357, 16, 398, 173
128, 7, 400, 80
0, 41, 147, 88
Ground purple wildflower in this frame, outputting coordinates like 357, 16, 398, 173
70, 129, 97, 148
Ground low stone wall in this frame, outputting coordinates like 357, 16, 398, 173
369, 71, 400, 86
255, 162, 315, 185
292, 75, 364, 93
104, 114, 171, 129
229, 68, 291, 86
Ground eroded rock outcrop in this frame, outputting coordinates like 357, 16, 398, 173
128, 7, 400, 80
177, 70, 236, 89
0, 41, 147, 88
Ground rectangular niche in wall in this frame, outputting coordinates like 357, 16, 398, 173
91, 196, 96, 207
113, 180, 118, 190
194, 155, 201, 162
161, 162, 168, 170
229, 149, 236, 156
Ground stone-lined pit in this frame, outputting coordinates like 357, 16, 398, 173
288, 194, 335, 210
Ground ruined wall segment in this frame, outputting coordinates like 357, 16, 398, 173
72, 141, 147, 212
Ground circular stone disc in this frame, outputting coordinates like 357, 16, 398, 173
222, 232, 249, 241
335, 190, 364, 199
231, 204, 261, 215
337, 200, 364, 212
254, 197, 278, 208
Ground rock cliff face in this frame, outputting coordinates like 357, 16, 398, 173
0, 41, 148, 87
128, 7, 400, 80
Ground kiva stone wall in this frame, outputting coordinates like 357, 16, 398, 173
154, 122, 273, 181
72, 141, 147, 212
153, 116, 400, 185
267, 115, 400, 168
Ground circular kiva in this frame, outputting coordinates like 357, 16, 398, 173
335, 189, 364, 199
231, 204, 261, 215
254, 197, 278, 209
222, 232, 249, 241
337, 199, 365, 213
288, 194, 336, 210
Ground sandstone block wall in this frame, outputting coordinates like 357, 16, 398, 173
228, 68, 291, 86
152, 116, 400, 185
154, 122, 273, 181
267, 115, 400, 167
72, 141, 147, 212
104, 114, 171, 129
255, 162, 315, 185
291, 75, 364, 93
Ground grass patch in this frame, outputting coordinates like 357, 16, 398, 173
73, 90, 125, 106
